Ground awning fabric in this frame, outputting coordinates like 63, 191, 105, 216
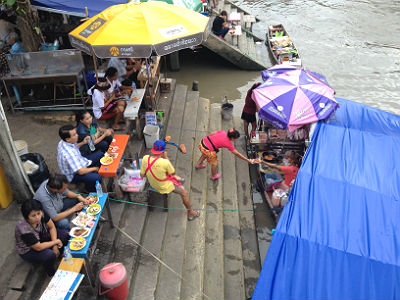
252, 98, 400, 300
30, 0, 127, 17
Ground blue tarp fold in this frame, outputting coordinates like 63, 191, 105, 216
252, 98, 400, 300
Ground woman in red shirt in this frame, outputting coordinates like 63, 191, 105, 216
241, 82, 260, 139
263, 151, 301, 192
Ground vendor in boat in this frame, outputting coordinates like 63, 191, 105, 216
212, 10, 229, 39
195, 128, 255, 180
76, 110, 113, 157
263, 150, 300, 194
15, 200, 69, 276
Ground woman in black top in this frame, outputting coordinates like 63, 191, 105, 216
212, 11, 229, 38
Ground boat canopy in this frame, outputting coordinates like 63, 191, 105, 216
30, 0, 127, 17
252, 98, 400, 300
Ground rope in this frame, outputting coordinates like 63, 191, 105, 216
105, 219, 210, 300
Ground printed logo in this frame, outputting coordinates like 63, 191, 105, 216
110, 47, 120, 56
79, 18, 106, 38
90, 21, 102, 31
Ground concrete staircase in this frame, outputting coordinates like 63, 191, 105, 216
203, 0, 269, 70
1, 81, 261, 300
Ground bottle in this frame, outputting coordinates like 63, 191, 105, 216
96, 181, 103, 198
64, 247, 73, 265
88, 137, 95, 152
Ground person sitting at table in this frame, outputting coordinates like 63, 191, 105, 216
105, 66, 133, 96
212, 11, 229, 39
33, 173, 88, 230
57, 124, 103, 193
89, 77, 125, 131
15, 199, 69, 276
8, 31, 25, 54
140, 140, 200, 221
108, 58, 141, 87
76, 110, 113, 157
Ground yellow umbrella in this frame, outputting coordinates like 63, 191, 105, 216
68, 1, 210, 58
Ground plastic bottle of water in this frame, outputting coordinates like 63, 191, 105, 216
64, 247, 73, 265
96, 181, 103, 198
87, 137, 95, 152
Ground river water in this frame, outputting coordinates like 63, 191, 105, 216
173, 0, 400, 116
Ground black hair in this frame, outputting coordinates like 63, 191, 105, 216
90, 77, 111, 93
21, 199, 43, 220
75, 110, 91, 126
220, 10, 227, 16
227, 129, 240, 139
59, 124, 75, 141
105, 67, 118, 78
47, 173, 68, 190
250, 82, 261, 92
121, 78, 132, 87
285, 150, 302, 167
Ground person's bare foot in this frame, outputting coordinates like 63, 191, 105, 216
188, 210, 200, 221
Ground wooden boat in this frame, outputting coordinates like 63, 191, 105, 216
266, 24, 302, 67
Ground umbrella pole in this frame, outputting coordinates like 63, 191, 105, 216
91, 50, 99, 79
146, 58, 155, 110
163, 56, 167, 80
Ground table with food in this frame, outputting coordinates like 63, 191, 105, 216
67, 193, 108, 258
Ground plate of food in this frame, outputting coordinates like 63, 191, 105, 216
100, 155, 113, 165
131, 96, 139, 101
69, 227, 91, 238
85, 195, 98, 205
107, 152, 119, 158
72, 212, 94, 227
69, 237, 86, 251
86, 203, 101, 215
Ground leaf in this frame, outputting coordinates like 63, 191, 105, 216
34, 26, 41, 35
6, 0, 15, 7
15, 7, 25, 15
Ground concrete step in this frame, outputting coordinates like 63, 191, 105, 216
203, 103, 224, 300
131, 82, 187, 300
233, 118, 262, 299
180, 97, 210, 300
221, 117, 245, 300
155, 90, 200, 300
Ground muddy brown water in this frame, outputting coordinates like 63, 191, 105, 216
172, 0, 400, 116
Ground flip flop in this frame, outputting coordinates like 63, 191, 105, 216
210, 173, 221, 181
187, 211, 200, 221
195, 164, 206, 170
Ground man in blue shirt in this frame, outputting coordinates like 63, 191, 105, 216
8, 32, 25, 54
57, 124, 103, 192
34, 173, 88, 230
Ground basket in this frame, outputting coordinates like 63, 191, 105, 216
118, 168, 147, 192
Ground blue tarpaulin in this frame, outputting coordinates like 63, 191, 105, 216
30, 0, 127, 17
252, 98, 400, 300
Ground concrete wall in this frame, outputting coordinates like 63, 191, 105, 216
0, 101, 33, 203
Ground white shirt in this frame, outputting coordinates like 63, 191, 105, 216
92, 89, 106, 119
107, 78, 122, 94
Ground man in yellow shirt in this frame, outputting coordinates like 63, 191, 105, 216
141, 140, 200, 221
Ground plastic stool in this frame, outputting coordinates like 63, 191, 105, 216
147, 186, 168, 212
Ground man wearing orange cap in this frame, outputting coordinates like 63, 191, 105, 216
140, 140, 200, 221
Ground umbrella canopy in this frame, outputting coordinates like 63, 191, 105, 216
68, 1, 210, 58
252, 67, 338, 131
140, 0, 203, 12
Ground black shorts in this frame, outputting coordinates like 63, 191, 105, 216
241, 112, 256, 123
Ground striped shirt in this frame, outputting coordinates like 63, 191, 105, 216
57, 140, 91, 182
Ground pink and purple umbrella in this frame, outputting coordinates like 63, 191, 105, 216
252, 67, 338, 131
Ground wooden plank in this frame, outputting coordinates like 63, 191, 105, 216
221, 117, 245, 300
203, 103, 224, 300
58, 258, 85, 273
180, 97, 210, 300
233, 117, 261, 299
155, 90, 200, 299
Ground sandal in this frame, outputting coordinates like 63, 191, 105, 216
195, 164, 206, 170
188, 211, 200, 221
210, 173, 221, 180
